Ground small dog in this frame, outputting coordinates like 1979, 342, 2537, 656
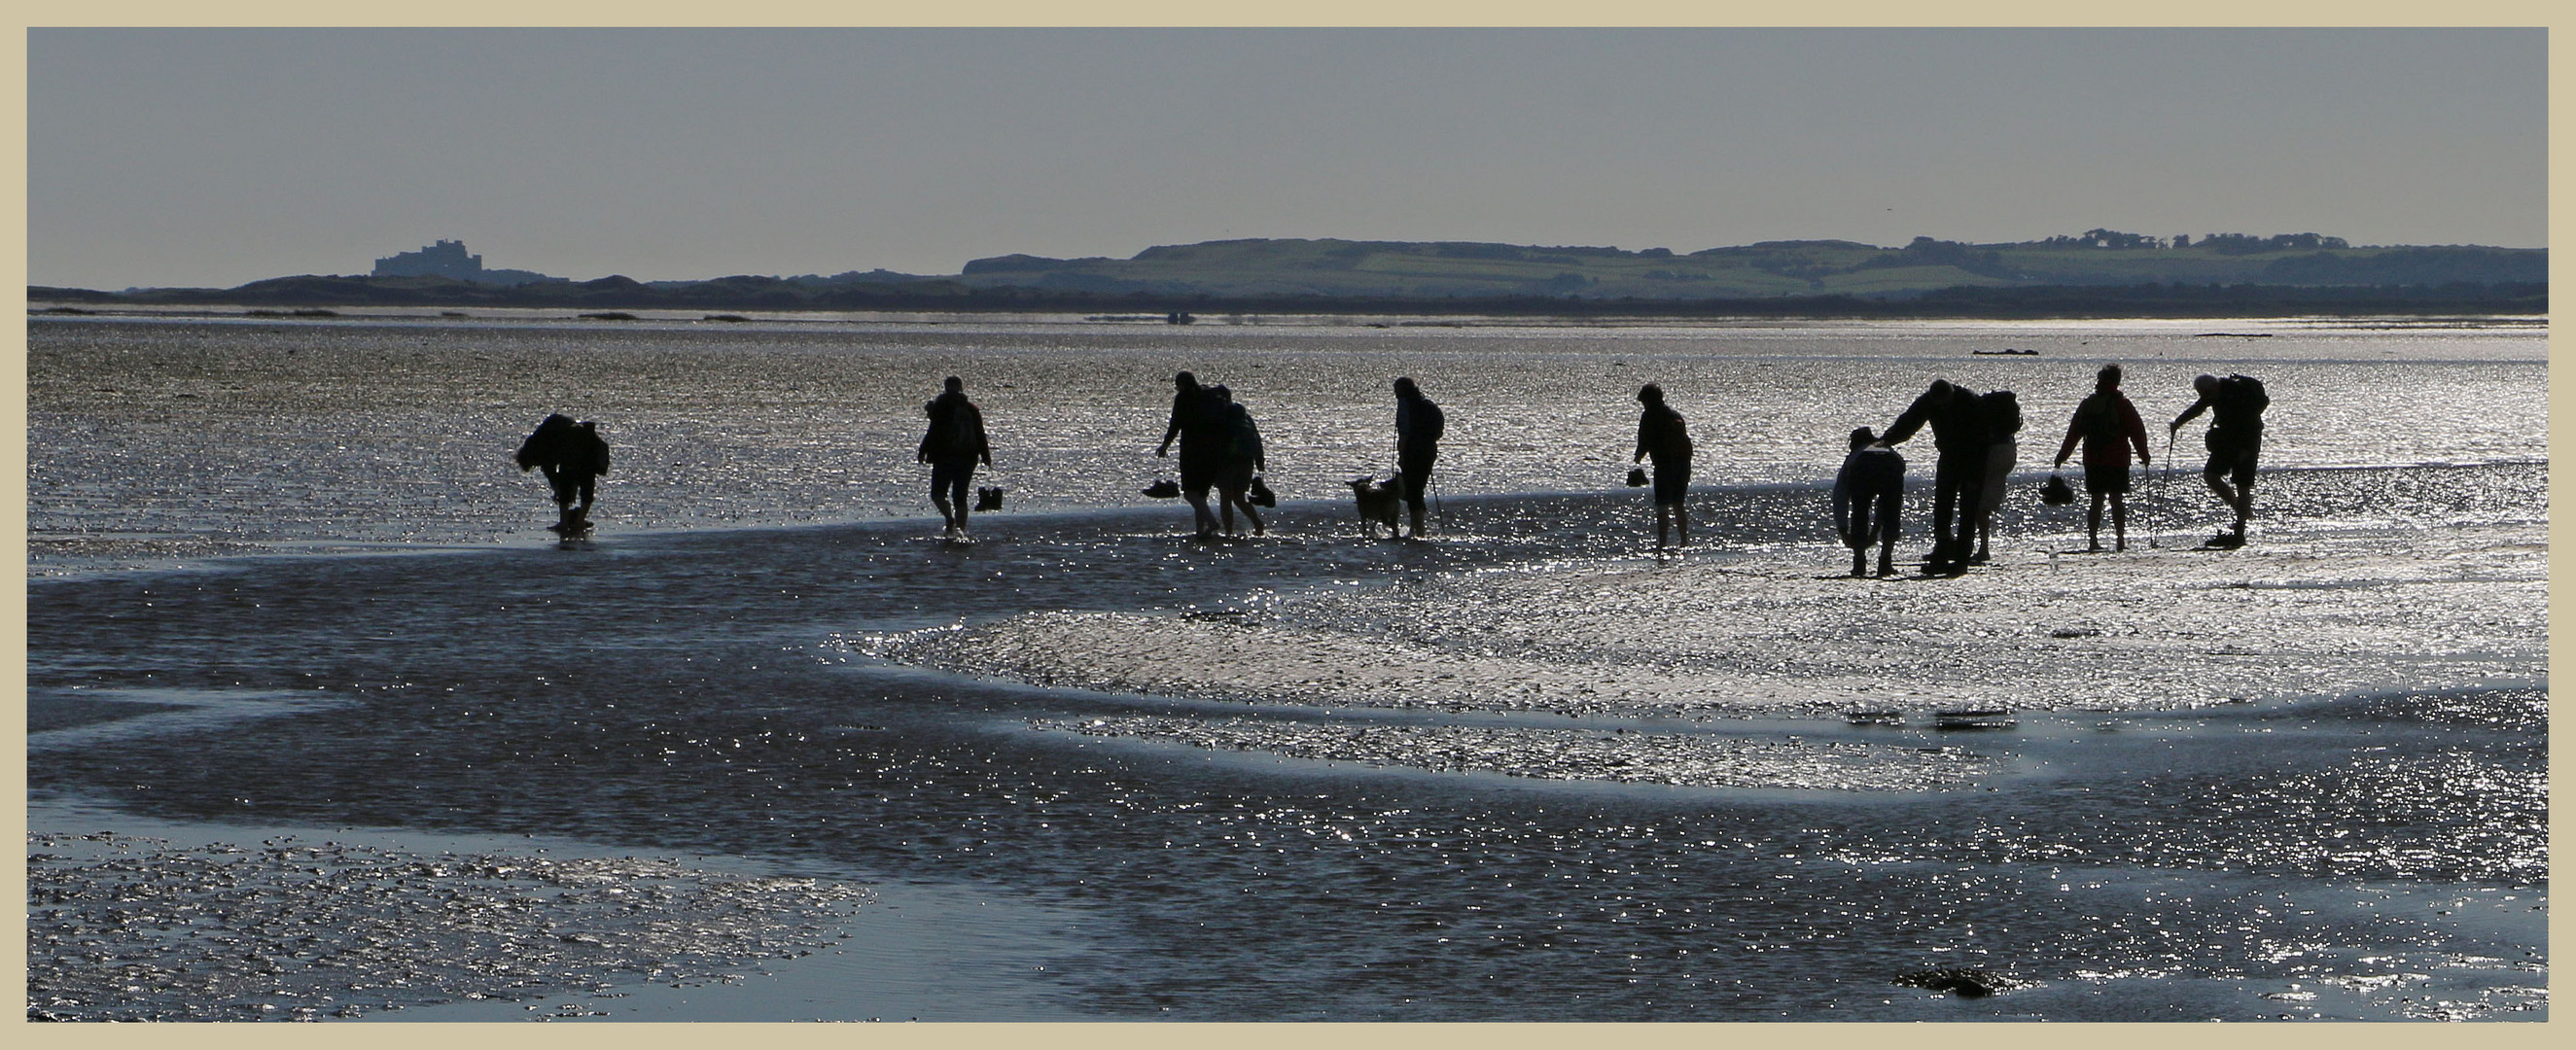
1348, 475, 1403, 538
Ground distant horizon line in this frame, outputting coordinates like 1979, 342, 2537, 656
43, 229, 2549, 293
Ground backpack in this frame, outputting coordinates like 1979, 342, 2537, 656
1227, 404, 1263, 463
1409, 399, 1445, 444
2082, 392, 2124, 444
578, 422, 611, 475
2222, 374, 2269, 413
1980, 390, 2022, 438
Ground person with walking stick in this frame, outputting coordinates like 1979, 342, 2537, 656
2170, 372, 2270, 548
1393, 376, 1444, 539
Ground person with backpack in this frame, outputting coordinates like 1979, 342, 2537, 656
918, 375, 992, 539
1208, 384, 1266, 537
1879, 378, 1988, 575
1970, 388, 2022, 565
514, 412, 612, 537
1831, 426, 1905, 577
2054, 364, 2153, 552
1392, 376, 1445, 539
1632, 383, 1693, 547
2170, 372, 2270, 547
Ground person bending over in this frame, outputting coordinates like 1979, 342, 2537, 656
1832, 426, 1905, 577
2170, 372, 2268, 547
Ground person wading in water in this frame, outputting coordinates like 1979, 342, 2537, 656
918, 375, 993, 539
515, 413, 612, 538
2054, 364, 2154, 552
1632, 383, 1693, 548
2170, 372, 2269, 548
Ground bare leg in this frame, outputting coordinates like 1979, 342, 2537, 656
1654, 506, 1672, 548
1223, 489, 1263, 536
1875, 492, 1899, 576
1675, 505, 1689, 546
2086, 493, 2104, 551
2205, 471, 2251, 542
2205, 472, 2237, 528
2109, 493, 2127, 551
1186, 493, 1217, 537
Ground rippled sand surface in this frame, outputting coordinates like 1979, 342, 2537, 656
27, 827, 867, 1022
863, 521, 2542, 721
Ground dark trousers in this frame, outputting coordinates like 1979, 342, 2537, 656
545, 468, 596, 509
1930, 447, 1984, 556
1850, 483, 1900, 549
930, 459, 975, 508
1398, 448, 1437, 512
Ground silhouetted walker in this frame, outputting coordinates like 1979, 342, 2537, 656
1970, 389, 2021, 564
1393, 376, 1445, 539
2170, 372, 2270, 548
1832, 426, 1905, 577
1208, 385, 1266, 537
2053, 364, 2153, 551
514, 413, 611, 538
918, 375, 993, 539
1880, 378, 1989, 575
1155, 370, 1224, 537
1632, 383, 1693, 547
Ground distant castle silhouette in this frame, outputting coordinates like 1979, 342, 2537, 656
372, 240, 560, 286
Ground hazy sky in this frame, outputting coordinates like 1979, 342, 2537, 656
28, 27, 2547, 290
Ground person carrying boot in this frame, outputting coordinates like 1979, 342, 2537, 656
2054, 364, 2153, 552
918, 376, 992, 538
1155, 370, 1223, 537
1632, 383, 1693, 548
1209, 385, 1266, 537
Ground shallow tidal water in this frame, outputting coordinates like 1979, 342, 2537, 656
24, 312, 2548, 1020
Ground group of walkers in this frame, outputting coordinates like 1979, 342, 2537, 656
513, 364, 2266, 561
1155, 370, 1275, 539
1830, 367, 2269, 577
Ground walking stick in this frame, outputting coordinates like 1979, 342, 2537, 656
2155, 429, 2175, 549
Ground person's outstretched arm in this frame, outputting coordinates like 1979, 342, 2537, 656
2054, 405, 2085, 467
2170, 396, 2210, 433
